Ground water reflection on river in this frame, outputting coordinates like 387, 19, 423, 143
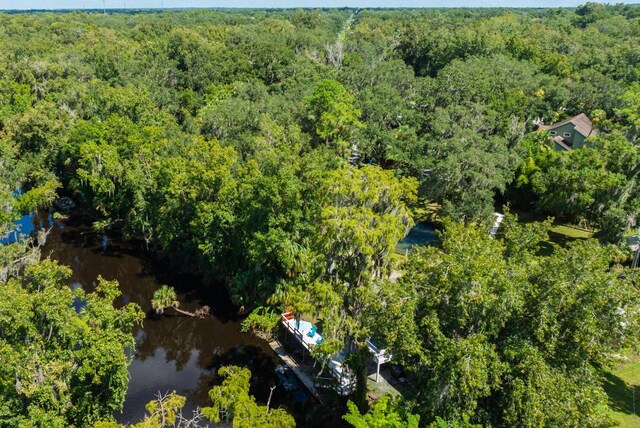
40, 214, 317, 425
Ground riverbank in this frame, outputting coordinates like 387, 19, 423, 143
39, 211, 335, 427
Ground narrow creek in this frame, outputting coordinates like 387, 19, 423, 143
37, 212, 330, 426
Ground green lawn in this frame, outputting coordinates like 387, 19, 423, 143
549, 224, 594, 239
604, 357, 640, 427
533, 224, 594, 255
509, 208, 595, 244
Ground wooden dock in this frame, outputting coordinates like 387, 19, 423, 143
269, 339, 322, 403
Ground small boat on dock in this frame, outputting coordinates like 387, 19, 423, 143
273, 311, 394, 398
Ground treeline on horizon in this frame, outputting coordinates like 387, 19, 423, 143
1, 3, 640, 427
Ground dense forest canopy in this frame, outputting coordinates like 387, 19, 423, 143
1, 3, 640, 427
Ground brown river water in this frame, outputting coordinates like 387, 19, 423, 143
37, 213, 335, 426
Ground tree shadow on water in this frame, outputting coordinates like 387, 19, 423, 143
603, 371, 640, 416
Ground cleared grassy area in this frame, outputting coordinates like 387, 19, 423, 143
549, 224, 594, 239
604, 357, 640, 427
536, 223, 594, 255
507, 208, 595, 243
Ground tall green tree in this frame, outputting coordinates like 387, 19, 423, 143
155, 136, 238, 271
97, 367, 295, 428
616, 82, 640, 141
376, 220, 640, 426
343, 395, 420, 428
305, 79, 363, 156
0, 261, 144, 427
530, 131, 640, 240
421, 104, 516, 220
229, 118, 314, 307
279, 165, 417, 402
202, 366, 295, 428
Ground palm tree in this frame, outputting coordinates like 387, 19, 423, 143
151, 285, 179, 315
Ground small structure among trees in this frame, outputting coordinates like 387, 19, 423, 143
536, 113, 599, 151
280, 311, 356, 395
280, 311, 393, 395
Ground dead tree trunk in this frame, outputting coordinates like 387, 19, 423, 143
170, 305, 210, 319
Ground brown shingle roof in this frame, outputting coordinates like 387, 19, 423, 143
546, 113, 595, 137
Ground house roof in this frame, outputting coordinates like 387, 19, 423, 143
545, 113, 596, 137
